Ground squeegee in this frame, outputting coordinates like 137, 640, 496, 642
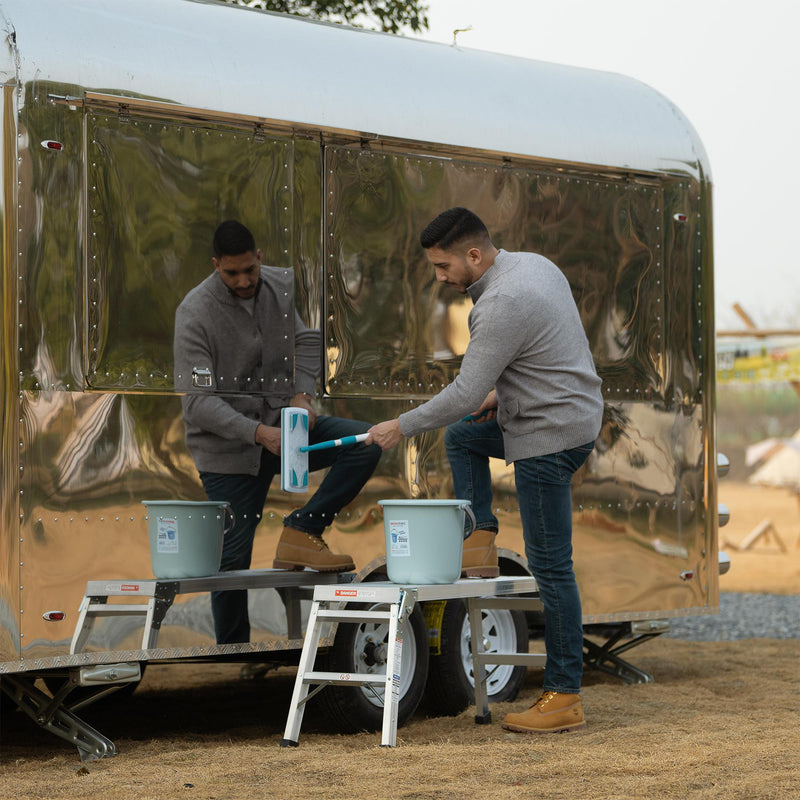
300, 433, 369, 453
280, 407, 309, 493
280, 408, 371, 493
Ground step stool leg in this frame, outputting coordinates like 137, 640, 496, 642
380, 600, 403, 747
141, 598, 159, 650
281, 600, 325, 747
468, 599, 492, 724
70, 595, 103, 655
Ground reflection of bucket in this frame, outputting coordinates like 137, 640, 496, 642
142, 500, 234, 579
378, 499, 476, 584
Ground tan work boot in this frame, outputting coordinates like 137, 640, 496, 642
502, 691, 586, 734
461, 529, 499, 577
273, 527, 355, 572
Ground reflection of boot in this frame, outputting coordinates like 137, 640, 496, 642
461, 529, 499, 577
273, 527, 355, 572
502, 691, 585, 733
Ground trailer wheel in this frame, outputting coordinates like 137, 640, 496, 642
425, 600, 528, 716
315, 603, 428, 733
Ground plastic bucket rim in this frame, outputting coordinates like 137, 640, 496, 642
381, 498, 473, 583
142, 500, 235, 535
378, 498, 475, 540
377, 498, 472, 506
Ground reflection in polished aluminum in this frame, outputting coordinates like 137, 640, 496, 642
1, 0, 716, 672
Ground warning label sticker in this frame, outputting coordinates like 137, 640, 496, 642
388, 520, 411, 557
156, 516, 179, 554
334, 588, 377, 598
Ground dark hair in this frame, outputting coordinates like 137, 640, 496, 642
419, 207, 490, 250
213, 220, 256, 258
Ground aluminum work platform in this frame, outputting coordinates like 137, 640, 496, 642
280, 576, 543, 748
20, 571, 540, 761
69, 568, 348, 654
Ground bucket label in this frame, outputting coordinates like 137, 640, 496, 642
156, 516, 179, 554
388, 520, 411, 557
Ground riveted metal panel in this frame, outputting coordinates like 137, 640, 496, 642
324, 147, 666, 401
85, 112, 294, 392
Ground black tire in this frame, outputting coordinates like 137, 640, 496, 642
424, 600, 528, 716
315, 603, 429, 733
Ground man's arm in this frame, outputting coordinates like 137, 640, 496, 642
397, 295, 523, 437
367, 292, 523, 450
367, 390, 497, 450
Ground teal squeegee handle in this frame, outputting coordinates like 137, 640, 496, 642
461, 408, 491, 422
300, 432, 370, 453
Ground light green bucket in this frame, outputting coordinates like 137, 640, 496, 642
378, 499, 476, 584
142, 500, 234, 579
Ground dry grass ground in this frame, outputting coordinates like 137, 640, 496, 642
717, 482, 800, 594
2, 481, 799, 800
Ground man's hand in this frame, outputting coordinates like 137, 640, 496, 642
366, 418, 404, 450
255, 423, 282, 455
468, 390, 498, 424
291, 392, 317, 429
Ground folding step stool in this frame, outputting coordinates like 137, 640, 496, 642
281, 577, 544, 748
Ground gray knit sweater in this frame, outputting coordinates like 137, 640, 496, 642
174, 267, 320, 476
399, 250, 603, 462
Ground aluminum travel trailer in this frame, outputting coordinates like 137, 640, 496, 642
0, 0, 727, 756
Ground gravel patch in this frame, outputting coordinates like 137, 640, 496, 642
667, 592, 800, 640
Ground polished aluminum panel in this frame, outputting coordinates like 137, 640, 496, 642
15, 389, 331, 662
86, 113, 293, 391
577, 402, 708, 618
1, 82, 20, 662
15, 82, 85, 394
324, 147, 667, 400
1, 0, 708, 179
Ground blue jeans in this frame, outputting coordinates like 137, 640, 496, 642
200, 415, 381, 644
445, 419, 593, 693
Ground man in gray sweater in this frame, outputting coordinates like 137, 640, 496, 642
367, 207, 603, 733
175, 221, 381, 644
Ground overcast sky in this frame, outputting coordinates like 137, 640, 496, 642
415, 0, 799, 330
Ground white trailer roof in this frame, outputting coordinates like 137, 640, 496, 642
0, 0, 709, 178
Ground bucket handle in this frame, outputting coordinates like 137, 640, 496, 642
459, 501, 476, 540
222, 503, 236, 535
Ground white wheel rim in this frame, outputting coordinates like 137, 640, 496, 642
460, 609, 518, 694
350, 604, 418, 709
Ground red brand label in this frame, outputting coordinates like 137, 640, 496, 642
120, 584, 140, 591
334, 589, 358, 597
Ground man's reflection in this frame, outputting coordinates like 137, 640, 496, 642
174, 220, 380, 644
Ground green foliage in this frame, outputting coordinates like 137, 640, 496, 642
219, 0, 429, 34
716, 383, 800, 479
717, 383, 800, 429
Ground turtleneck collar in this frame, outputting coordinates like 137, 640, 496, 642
468, 249, 513, 302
